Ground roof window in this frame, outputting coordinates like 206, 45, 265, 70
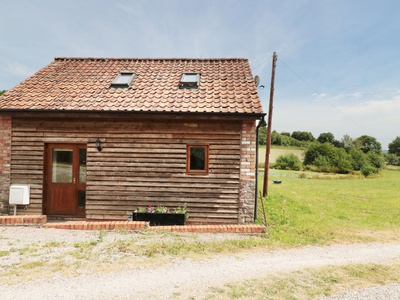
179, 72, 200, 89
111, 71, 135, 88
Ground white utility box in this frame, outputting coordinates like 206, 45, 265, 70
9, 185, 30, 205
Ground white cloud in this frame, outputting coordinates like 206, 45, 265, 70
339, 96, 400, 116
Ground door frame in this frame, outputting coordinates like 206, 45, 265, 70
43, 143, 87, 217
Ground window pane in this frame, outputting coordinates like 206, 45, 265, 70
181, 73, 199, 83
52, 149, 73, 183
114, 74, 132, 84
190, 147, 206, 170
78, 190, 86, 207
180, 73, 200, 89
111, 72, 135, 86
79, 148, 87, 184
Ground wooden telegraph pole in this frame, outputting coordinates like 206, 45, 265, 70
263, 51, 277, 197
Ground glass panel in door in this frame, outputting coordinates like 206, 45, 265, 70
79, 148, 87, 184
52, 149, 73, 183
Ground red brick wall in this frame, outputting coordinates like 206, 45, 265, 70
238, 120, 256, 223
0, 116, 11, 214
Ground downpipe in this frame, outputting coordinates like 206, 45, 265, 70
254, 116, 266, 221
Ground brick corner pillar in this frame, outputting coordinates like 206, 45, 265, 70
238, 120, 256, 224
0, 116, 11, 215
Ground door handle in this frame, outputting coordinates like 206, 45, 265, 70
73, 177, 76, 184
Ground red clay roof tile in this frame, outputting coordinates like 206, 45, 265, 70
0, 57, 263, 115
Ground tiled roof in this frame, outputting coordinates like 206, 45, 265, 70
0, 58, 263, 115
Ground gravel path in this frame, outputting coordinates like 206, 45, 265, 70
0, 227, 399, 299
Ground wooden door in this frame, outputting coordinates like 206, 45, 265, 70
44, 144, 87, 216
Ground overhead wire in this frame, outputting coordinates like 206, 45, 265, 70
278, 57, 371, 136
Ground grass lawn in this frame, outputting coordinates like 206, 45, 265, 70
257, 168, 400, 246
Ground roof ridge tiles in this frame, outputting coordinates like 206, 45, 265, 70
54, 57, 248, 62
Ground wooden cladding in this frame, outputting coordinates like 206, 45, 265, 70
10, 117, 243, 224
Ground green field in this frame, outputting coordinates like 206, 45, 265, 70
259, 146, 304, 164
257, 168, 400, 246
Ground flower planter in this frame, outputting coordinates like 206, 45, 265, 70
133, 212, 186, 226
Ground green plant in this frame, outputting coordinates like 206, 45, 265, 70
273, 153, 302, 171
174, 203, 189, 219
385, 153, 399, 166
303, 142, 337, 166
298, 172, 307, 179
367, 151, 385, 168
98, 230, 107, 242
349, 148, 368, 170
334, 148, 353, 174
303, 141, 383, 174
361, 165, 378, 177
136, 204, 188, 218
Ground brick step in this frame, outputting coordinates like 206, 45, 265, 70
0, 215, 266, 233
0, 215, 47, 225
149, 224, 266, 233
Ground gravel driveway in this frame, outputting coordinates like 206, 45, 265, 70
0, 227, 399, 299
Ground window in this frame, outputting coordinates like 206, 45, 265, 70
179, 72, 200, 89
111, 71, 135, 88
186, 145, 209, 174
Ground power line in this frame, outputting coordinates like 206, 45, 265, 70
279, 58, 371, 135
251, 54, 273, 71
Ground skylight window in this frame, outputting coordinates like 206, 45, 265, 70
111, 71, 135, 88
179, 72, 200, 89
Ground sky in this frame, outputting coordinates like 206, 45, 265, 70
1, 0, 400, 148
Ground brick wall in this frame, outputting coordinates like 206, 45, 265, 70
238, 120, 256, 223
0, 116, 11, 215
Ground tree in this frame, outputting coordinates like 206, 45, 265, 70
303, 142, 337, 166
354, 135, 382, 155
317, 132, 335, 144
258, 126, 267, 145
271, 130, 282, 145
341, 134, 354, 151
334, 148, 353, 174
281, 131, 290, 137
291, 131, 314, 142
388, 136, 400, 156
367, 151, 385, 169
349, 148, 369, 170
270, 131, 304, 147
303, 142, 354, 174
385, 153, 399, 166
0, 90, 7, 96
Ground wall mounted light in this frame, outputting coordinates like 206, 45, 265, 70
95, 138, 102, 152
